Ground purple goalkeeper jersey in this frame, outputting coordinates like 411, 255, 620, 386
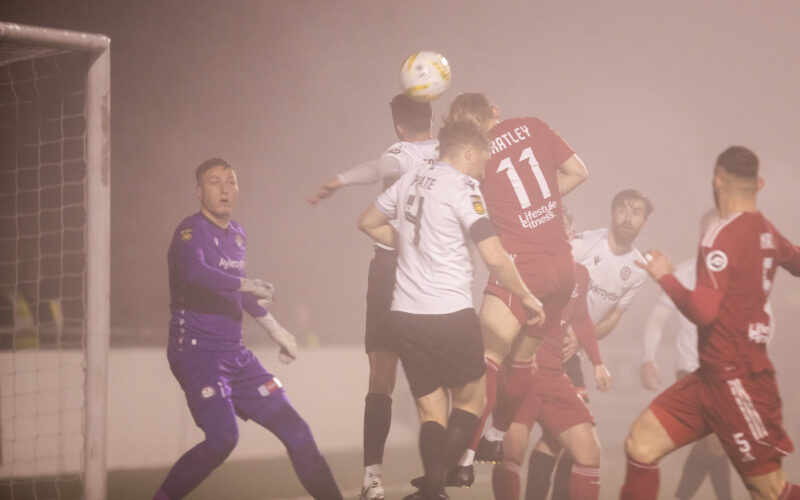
167, 212, 267, 350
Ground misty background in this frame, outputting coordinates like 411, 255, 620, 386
2, 1, 800, 497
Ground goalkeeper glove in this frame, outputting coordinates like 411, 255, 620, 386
255, 312, 298, 364
239, 278, 275, 303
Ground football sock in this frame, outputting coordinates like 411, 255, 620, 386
158, 403, 239, 499
493, 458, 522, 500
619, 455, 659, 500
674, 441, 709, 499
363, 393, 392, 467
707, 454, 732, 500
524, 449, 557, 500
419, 421, 448, 496
780, 482, 800, 500
552, 453, 573, 500
446, 408, 480, 468
569, 463, 600, 500
251, 393, 343, 499
493, 360, 534, 432
467, 358, 501, 454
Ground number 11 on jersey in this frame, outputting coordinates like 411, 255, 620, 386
497, 146, 552, 209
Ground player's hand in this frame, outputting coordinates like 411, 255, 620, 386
239, 278, 275, 303
561, 327, 579, 361
636, 249, 674, 281
306, 176, 342, 205
594, 364, 612, 392
640, 360, 661, 390
522, 293, 546, 326
270, 327, 298, 364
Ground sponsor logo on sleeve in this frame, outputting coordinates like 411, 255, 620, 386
181, 228, 192, 241
471, 195, 486, 215
760, 233, 774, 250
706, 250, 728, 272
200, 386, 215, 399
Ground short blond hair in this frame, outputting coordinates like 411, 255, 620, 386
444, 92, 495, 131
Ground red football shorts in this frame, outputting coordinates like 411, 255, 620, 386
484, 251, 575, 339
513, 370, 594, 436
650, 371, 793, 477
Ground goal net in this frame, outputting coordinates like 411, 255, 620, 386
0, 22, 110, 500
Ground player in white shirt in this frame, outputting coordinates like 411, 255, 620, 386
308, 94, 438, 500
525, 189, 653, 500
358, 121, 545, 500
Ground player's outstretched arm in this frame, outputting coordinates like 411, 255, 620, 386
239, 278, 275, 302
254, 311, 298, 364
357, 205, 397, 248
640, 301, 671, 390
556, 154, 589, 196
476, 235, 545, 325
307, 157, 402, 205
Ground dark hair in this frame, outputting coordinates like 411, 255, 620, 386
444, 92, 495, 130
390, 93, 432, 134
611, 188, 654, 218
195, 157, 233, 183
716, 146, 758, 178
437, 120, 489, 158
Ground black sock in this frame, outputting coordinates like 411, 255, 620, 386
419, 421, 447, 495
445, 408, 480, 467
363, 393, 392, 467
551, 452, 572, 500
708, 454, 732, 500
525, 449, 558, 500
674, 441, 709, 500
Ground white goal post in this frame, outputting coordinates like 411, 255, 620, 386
0, 22, 110, 500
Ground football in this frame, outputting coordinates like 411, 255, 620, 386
399, 50, 452, 102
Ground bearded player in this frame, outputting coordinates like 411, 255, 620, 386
621, 146, 800, 499
440, 92, 590, 477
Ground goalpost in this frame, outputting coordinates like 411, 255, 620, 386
0, 22, 110, 500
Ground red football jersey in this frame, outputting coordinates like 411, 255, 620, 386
696, 212, 800, 378
481, 117, 575, 255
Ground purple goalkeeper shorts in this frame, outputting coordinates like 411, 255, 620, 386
167, 344, 285, 422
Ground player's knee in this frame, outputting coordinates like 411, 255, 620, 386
206, 425, 239, 458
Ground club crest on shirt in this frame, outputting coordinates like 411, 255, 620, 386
620, 266, 631, 280
200, 386, 215, 399
706, 250, 728, 272
594, 256, 601, 265
181, 228, 192, 241
235, 234, 244, 248
471, 195, 486, 215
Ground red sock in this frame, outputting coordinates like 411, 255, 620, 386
493, 360, 534, 431
468, 358, 500, 451
780, 482, 800, 499
620, 455, 659, 500
492, 458, 521, 500
570, 463, 600, 500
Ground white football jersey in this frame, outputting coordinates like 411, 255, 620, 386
377, 139, 439, 250
571, 227, 646, 324
375, 161, 490, 314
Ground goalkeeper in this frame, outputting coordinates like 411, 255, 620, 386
154, 158, 342, 500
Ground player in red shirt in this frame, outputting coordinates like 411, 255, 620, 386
442, 93, 590, 478
621, 146, 800, 499
492, 210, 611, 500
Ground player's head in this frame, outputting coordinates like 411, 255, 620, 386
444, 92, 500, 133
195, 157, 238, 223
438, 120, 491, 179
712, 146, 763, 209
390, 93, 432, 141
562, 205, 576, 240
610, 188, 653, 246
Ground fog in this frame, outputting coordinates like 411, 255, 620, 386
3, 0, 800, 496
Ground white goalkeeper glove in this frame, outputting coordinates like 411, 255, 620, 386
239, 278, 275, 303
254, 312, 298, 364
